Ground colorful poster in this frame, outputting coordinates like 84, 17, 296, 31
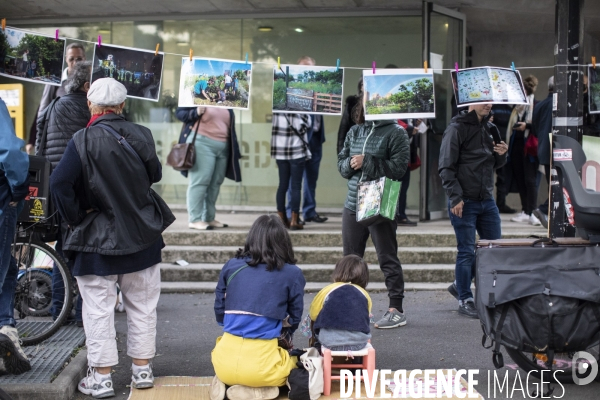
272, 64, 344, 115
451, 66, 528, 107
92, 43, 164, 102
178, 57, 252, 110
362, 69, 435, 120
588, 65, 600, 114
0, 27, 66, 86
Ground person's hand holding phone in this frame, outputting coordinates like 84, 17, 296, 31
513, 122, 526, 131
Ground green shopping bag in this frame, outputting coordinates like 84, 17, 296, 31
356, 176, 401, 226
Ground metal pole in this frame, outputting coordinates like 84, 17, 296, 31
549, 0, 584, 238
420, 1, 432, 221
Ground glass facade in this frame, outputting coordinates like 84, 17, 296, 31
4, 15, 429, 209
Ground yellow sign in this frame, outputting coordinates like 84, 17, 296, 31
0, 83, 25, 139
29, 197, 45, 220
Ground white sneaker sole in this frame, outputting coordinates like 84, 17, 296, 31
132, 380, 154, 389
375, 320, 407, 329
78, 385, 115, 399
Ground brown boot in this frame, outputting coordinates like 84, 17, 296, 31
277, 211, 290, 228
290, 212, 304, 230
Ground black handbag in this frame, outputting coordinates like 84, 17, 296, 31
166, 119, 200, 171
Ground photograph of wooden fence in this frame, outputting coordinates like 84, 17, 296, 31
273, 64, 343, 115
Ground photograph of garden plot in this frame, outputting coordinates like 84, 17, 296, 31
363, 69, 435, 120
178, 57, 252, 110
272, 64, 344, 115
0, 27, 65, 85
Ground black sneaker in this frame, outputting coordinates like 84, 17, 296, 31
498, 204, 517, 214
532, 209, 548, 229
396, 217, 417, 226
458, 301, 479, 319
447, 283, 459, 300
305, 213, 328, 223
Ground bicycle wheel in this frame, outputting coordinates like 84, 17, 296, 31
0, 387, 14, 400
11, 239, 73, 346
505, 343, 600, 384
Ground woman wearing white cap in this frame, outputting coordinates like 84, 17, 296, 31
50, 78, 175, 398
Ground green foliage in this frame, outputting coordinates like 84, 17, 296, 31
273, 79, 287, 107
184, 71, 249, 108
591, 82, 600, 111
366, 78, 434, 115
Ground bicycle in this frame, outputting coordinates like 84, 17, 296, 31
11, 220, 75, 346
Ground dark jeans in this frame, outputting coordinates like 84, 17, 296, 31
51, 233, 82, 322
510, 135, 539, 215
448, 198, 501, 301
286, 137, 322, 219
495, 164, 509, 208
0, 203, 19, 328
539, 164, 551, 215
341, 207, 404, 311
276, 158, 306, 214
396, 168, 411, 220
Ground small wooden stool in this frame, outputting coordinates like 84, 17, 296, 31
322, 343, 376, 396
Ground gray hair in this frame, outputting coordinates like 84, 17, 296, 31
548, 76, 554, 91
66, 42, 85, 53
65, 61, 92, 94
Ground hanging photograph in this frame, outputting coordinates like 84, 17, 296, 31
272, 64, 344, 115
0, 27, 65, 85
451, 66, 528, 107
588, 65, 600, 114
91, 43, 164, 102
178, 57, 252, 110
362, 69, 435, 120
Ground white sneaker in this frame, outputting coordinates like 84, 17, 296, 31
188, 221, 214, 230
115, 289, 125, 313
0, 325, 31, 375
208, 220, 229, 228
131, 363, 154, 389
78, 367, 115, 398
510, 211, 530, 223
226, 385, 279, 400
529, 213, 542, 226
210, 375, 226, 400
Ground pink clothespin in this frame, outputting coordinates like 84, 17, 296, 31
55, 29, 59, 41
98, 35, 102, 47
372, 61, 376, 74
455, 62, 458, 73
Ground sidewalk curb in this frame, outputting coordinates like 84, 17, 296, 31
3, 349, 88, 400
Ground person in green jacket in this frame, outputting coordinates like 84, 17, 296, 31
337, 91, 410, 329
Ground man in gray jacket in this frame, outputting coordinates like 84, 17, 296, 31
439, 103, 508, 318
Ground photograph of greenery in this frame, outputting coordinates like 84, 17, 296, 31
273, 65, 343, 115
0, 28, 65, 85
178, 57, 252, 110
363, 70, 435, 120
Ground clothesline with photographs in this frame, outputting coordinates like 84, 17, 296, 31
1, 25, 599, 115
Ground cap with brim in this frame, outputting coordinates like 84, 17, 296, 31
87, 78, 127, 106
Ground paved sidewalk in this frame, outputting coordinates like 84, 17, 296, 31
69, 292, 599, 400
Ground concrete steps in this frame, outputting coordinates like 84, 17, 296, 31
162, 230, 535, 248
160, 281, 453, 294
162, 245, 458, 265
159, 263, 455, 283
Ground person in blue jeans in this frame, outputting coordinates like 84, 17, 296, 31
271, 113, 310, 230
0, 98, 31, 375
285, 56, 328, 224
439, 103, 508, 318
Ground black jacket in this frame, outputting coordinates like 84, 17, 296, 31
52, 113, 175, 255
36, 91, 90, 170
439, 110, 507, 208
338, 120, 410, 212
175, 107, 242, 182
532, 93, 553, 165
337, 95, 359, 154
